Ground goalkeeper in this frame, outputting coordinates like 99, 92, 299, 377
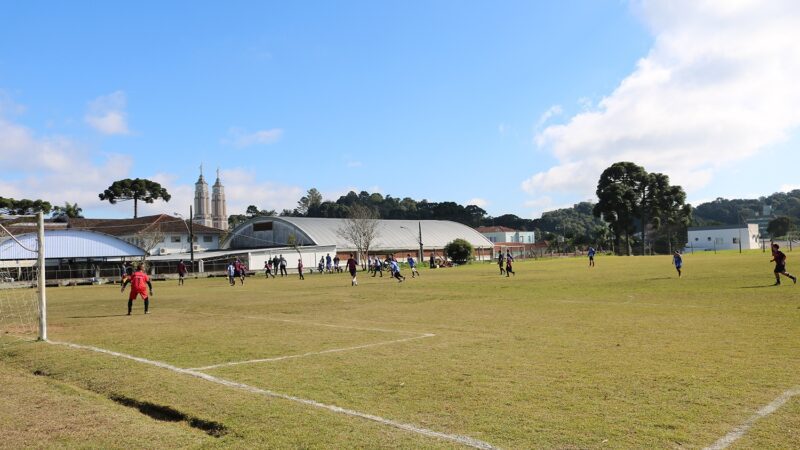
121, 263, 153, 315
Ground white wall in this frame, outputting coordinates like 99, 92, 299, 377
687, 224, 760, 251
482, 231, 535, 244
120, 232, 221, 256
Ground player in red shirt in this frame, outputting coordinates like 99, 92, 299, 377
770, 243, 797, 286
347, 253, 358, 286
121, 263, 153, 315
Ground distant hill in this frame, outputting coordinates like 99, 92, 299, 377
692, 190, 800, 226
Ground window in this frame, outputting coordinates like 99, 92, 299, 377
707, 237, 712, 241
694, 237, 699, 241
253, 222, 273, 232
732, 237, 739, 244
171, 236, 182, 243
203, 235, 213, 243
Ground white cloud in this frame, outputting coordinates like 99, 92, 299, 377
780, 184, 800, 192
85, 91, 130, 135
0, 114, 132, 214
498, 123, 509, 136
525, 0, 800, 199
466, 197, 488, 208
222, 127, 283, 148
534, 105, 563, 130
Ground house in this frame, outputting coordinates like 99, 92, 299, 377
68, 215, 224, 256
475, 226, 535, 245
686, 224, 760, 251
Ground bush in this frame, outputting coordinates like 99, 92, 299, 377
445, 239, 473, 264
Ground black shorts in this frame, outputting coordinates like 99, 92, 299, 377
774, 264, 786, 273
179, 272, 185, 278
349, 268, 357, 277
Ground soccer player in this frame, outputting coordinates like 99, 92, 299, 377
672, 251, 683, 278
406, 254, 420, 278
121, 263, 153, 315
770, 243, 797, 286
390, 257, 406, 282
297, 258, 305, 280
347, 253, 358, 286
333, 255, 341, 273
372, 257, 383, 277
279, 255, 288, 277
177, 260, 187, 286
505, 250, 515, 277
497, 251, 505, 275
587, 247, 596, 267
326, 253, 332, 273
226, 261, 236, 286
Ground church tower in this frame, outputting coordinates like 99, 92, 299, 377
193, 164, 212, 227
211, 168, 228, 230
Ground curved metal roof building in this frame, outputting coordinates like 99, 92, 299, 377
222, 217, 493, 253
0, 229, 146, 260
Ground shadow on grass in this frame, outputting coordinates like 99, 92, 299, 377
67, 314, 130, 319
739, 285, 774, 289
644, 277, 673, 281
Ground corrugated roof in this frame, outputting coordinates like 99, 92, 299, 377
68, 215, 223, 236
0, 229, 146, 260
225, 217, 494, 251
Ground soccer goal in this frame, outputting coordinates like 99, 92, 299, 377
0, 213, 47, 341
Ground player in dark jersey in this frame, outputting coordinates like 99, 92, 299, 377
177, 260, 187, 286
347, 253, 358, 286
770, 243, 797, 286
121, 263, 153, 315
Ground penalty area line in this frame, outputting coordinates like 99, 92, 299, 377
47, 340, 498, 450
704, 386, 800, 450
188, 333, 435, 371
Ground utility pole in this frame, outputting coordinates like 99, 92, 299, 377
418, 221, 424, 265
189, 205, 194, 266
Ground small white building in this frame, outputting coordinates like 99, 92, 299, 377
475, 226, 535, 244
687, 224, 760, 251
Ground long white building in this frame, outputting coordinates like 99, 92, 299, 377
686, 224, 760, 251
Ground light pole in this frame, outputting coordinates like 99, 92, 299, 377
174, 208, 194, 266
400, 223, 424, 265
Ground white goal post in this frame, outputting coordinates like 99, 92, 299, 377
0, 212, 46, 341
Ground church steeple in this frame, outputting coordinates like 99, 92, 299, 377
193, 164, 212, 227
211, 167, 228, 230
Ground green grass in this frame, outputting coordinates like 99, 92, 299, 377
1, 250, 798, 448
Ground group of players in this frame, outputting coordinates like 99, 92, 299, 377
120, 244, 796, 315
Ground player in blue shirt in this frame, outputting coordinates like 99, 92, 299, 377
587, 247, 596, 267
389, 257, 405, 282
672, 251, 683, 278
406, 254, 420, 278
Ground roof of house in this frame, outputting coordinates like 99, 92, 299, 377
475, 226, 518, 233
67, 215, 223, 236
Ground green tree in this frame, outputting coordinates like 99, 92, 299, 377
296, 188, 323, 216
228, 214, 248, 229
0, 197, 53, 215
51, 202, 84, 221
767, 216, 796, 238
98, 178, 171, 218
444, 238, 473, 264
593, 162, 648, 255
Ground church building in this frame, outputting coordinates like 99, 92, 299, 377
193, 166, 228, 230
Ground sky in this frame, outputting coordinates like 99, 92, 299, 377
2, 0, 800, 220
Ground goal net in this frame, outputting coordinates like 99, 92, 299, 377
0, 214, 46, 341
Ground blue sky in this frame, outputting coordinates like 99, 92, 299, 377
2, 1, 799, 219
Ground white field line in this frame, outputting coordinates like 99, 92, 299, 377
188, 333, 435, 371
555, 299, 708, 309
47, 340, 498, 450
191, 311, 425, 336
704, 387, 800, 450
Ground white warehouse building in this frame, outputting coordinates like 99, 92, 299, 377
686, 224, 760, 251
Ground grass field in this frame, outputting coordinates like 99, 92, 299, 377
1, 250, 799, 449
